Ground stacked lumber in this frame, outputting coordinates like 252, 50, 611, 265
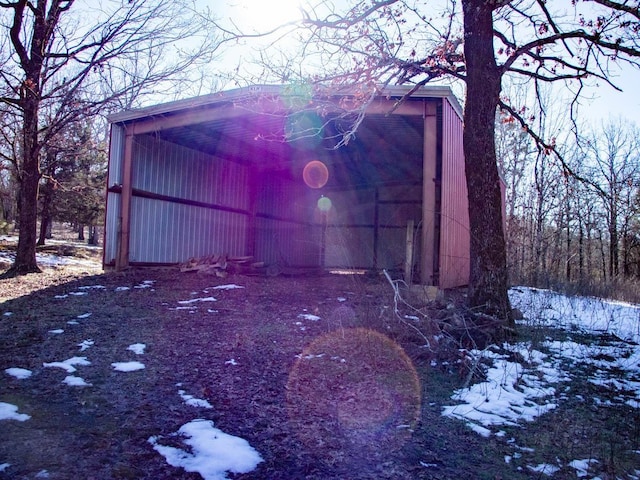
179, 254, 259, 277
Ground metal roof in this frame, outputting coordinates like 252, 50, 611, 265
108, 84, 461, 189
107, 84, 462, 124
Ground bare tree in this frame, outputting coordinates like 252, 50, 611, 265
624, 189, 640, 278
498, 84, 575, 288
244, 0, 640, 334
583, 119, 640, 279
0, 0, 223, 275
502, 112, 640, 292
0, 108, 18, 227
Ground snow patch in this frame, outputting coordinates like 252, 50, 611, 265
63, 375, 92, 387
569, 458, 599, 477
211, 284, 244, 290
148, 419, 262, 480
527, 463, 560, 476
0, 402, 30, 421
127, 343, 146, 355
178, 297, 217, 304
43, 357, 91, 373
178, 390, 213, 409
5, 368, 32, 379
112, 361, 145, 372
78, 339, 94, 351
442, 345, 560, 434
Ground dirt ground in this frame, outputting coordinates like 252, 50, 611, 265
5, 237, 635, 479
0, 241, 542, 480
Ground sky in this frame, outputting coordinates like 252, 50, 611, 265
1, 249, 640, 478
556, 62, 640, 127
215, 0, 303, 32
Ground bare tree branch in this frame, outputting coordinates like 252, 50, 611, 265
0, 0, 225, 274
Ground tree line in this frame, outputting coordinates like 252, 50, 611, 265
499, 109, 640, 300
1, 85, 108, 242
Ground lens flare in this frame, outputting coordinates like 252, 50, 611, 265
317, 195, 332, 212
303, 160, 329, 189
286, 328, 421, 455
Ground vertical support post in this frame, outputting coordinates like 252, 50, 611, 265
373, 187, 379, 269
320, 211, 327, 268
421, 101, 438, 284
245, 167, 258, 258
404, 219, 415, 285
116, 129, 134, 270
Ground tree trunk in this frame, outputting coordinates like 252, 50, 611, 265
9, 94, 41, 275
621, 233, 629, 277
88, 225, 99, 246
566, 216, 572, 282
598, 230, 607, 281
462, 0, 513, 332
37, 216, 49, 247
578, 219, 584, 282
533, 156, 546, 286
37, 179, 54, 246
586, 223, 593, 279
609, 201, 619, 278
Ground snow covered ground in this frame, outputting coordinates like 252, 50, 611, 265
0, 234, 102, 269
1, 248, 639, 478
443, 286, 640, 478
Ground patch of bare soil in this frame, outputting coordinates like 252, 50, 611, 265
0, 261, 530, 479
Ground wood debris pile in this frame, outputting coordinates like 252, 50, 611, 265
179, 254, 261, 277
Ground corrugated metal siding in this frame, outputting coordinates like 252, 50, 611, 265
129, 197, 246, 263
439, 98, 470, 288
107, 125, 126, 186
254, 173, 321, 266
323, 189, 374, 268
254, 217, 321, 266
104, 125, 126, 265
126, 135, 249, 264
132, 135, 248, 210
103, 193, 120, 265
325, 226, 374, 268
377, 185, 422, 271
321, 185, 421, 270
